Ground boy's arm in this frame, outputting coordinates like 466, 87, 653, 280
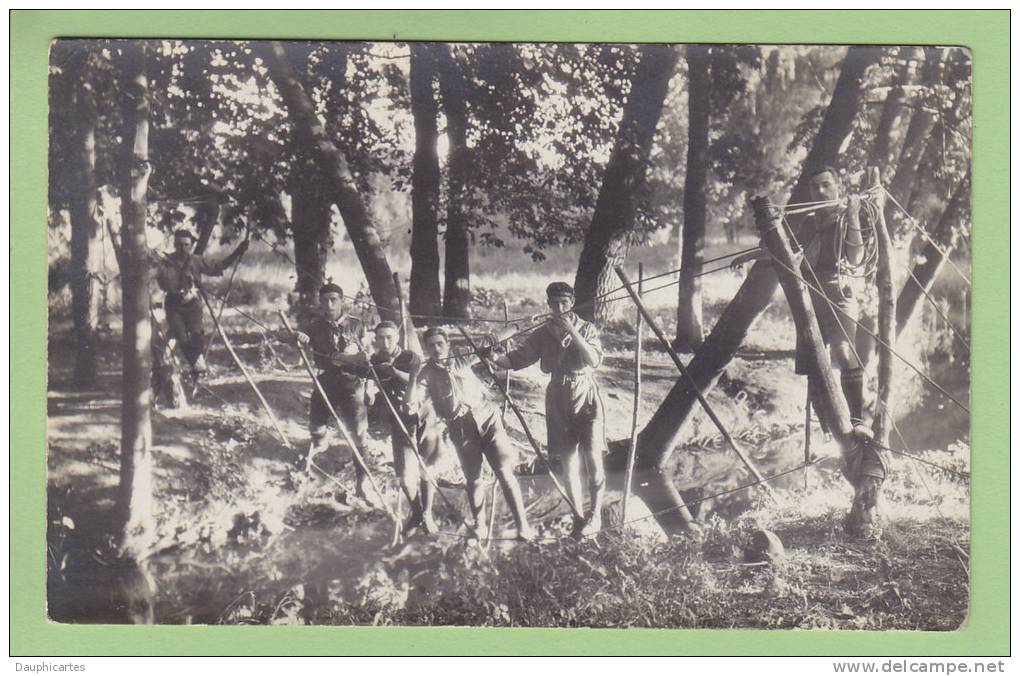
563, 319, 602, 369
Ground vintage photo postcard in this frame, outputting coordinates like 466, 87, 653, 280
12, 10, 1009, 657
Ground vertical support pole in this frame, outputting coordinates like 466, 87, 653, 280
803, 391, 812, 490
751, 196, 882, 536
846, 168, 895, 538
622, 264, 643, 524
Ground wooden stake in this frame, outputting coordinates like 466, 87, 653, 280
622, 264, 643, 524
278, 311, 398, 523
871, 168, 896, 446
199, 289, 293, 449
804, 390, 812, 490
614, 266, 769, 487
455, 325, 584, 520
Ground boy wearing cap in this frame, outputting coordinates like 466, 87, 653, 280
412, 327, 534, 541
486, 282, 606, 538
369, 320, 443, 534
155, 228, 248, 375
290, 283, 373, 499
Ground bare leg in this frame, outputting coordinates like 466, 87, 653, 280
580, 444, 606, 536
560, 449, 585, 527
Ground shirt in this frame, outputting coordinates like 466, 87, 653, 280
506, 312, 603, 375
305, 313, 367, 388
801, 200, 872, 282
370, 348, 421, 405
416, 349, 493, 421
156, 251, 229, 297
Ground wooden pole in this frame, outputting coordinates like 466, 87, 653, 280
871, 168, 896, 447
454, 325, 584, 520
392, 272, 422, 354
614, 266, 769, 487
487, 299, 511, 544
199, 289, 293, 449
844, 168, 895, 538
803, 391, 812, 490
278, 312, 398, 523
622, 264, 643, 524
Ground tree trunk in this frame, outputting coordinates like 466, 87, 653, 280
574, 44, 680, 325
409, 43, 443, 324
674, 45, 709, 351
260, 40, 399, 319
191, 197, 220, 257
115, 43, 156, 561
896, 172, 970, 335
867, 47, 924, 174
616, 47, 880, 534
436, 46, 472, 320
68, 50, 102, 389
888, 48, 946, 215
289, 159, 332, 322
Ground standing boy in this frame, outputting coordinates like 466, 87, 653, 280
485, 282, 606, 538
368, 320, 443, 534
290, 283, 373, 499
413, 327, 534, 541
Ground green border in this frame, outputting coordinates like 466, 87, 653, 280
11, 10, 1009, 656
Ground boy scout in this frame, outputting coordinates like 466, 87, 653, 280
731, 165, 868, 427
290, 283, 373, 499
485, 282, 606, 538
155, 228, 248, 375
369, 320, 443, 534
413, 327, 535, 541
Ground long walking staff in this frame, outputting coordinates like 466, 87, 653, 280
803, 392, 812, 490
205, 226, 251, 358
614, 266, 770, 490
454, 325, 584, 521
198, 288, 293, 449
352, 337, 479, 538
486, 300, 512, 548
278, 311, 399, 524
622, 264, 643, 524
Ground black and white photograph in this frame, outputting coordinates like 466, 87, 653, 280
46, 39, 971, 629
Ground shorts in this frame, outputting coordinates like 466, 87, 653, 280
309, 373, 368, 447
446, 409, 517, 479
545, 375, 606, 458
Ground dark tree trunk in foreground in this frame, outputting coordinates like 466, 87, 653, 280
68, 50, 102, 389
615, 47, 880, 534
436, 46, 472, 320
289, 158, 332, 322
574, 44, 679, 325
115, 44, 156, 568
409, 43, 443, 324
674, 45, 709, 351
261, 41, 398, 318
896, 172, 970, 335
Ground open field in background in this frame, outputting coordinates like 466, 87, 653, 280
45, 229, 971, 628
